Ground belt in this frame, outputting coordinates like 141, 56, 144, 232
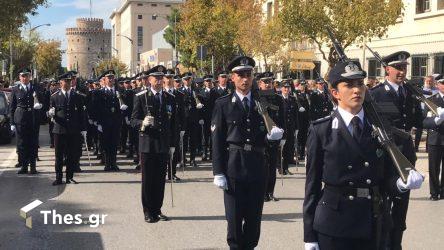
17, 106, 32, 111
229, 143, 265, 153
324, 184, 380, 199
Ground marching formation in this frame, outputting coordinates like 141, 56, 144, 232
6, 46, 444, 249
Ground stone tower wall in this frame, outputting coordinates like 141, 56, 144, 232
66, 18, 111, 78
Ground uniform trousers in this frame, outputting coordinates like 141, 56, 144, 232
54, 133, 79, 179
141, 152, 167, 217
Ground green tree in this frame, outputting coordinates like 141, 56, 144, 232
95, 57, 128, 78
35, 40, 62, 78
278, 0, 404, 67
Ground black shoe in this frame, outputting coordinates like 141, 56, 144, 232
173, 175, 181, 181
50, 144, 54, 148
145, 216, 160, 223
158, 213, 169, 221
278, 169, 283, 175
191, 161, 198, 168
30, 168, 38, 175
66, 178, 78, 184
264, 194, 271, 202
15, 163, 20, 168
17, 169, 28, 174
440, 193, 444, 200
36, 157, 40, 161
283, 170, 288, 176
270, 194, 280, 202
202, 156, 208, 161
112, 166, 120, 171
135, 165, 141, 171
52, 179, 63, 186
133, 158, 139, 163
430, 195, 439, 201
104, 166, 112, 171
285, 170, 294, 175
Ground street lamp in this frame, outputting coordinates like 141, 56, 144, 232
29, 23, 51, 38
117, 34, 134, 75
152, 13, 178, 74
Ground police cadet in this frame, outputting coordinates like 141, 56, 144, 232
369, 51, 423, 250
181, 72, 204, 167
200, 75, 218, 161
309, 78, 334, 121
257, 72, 285, 202
49, 72, 87, 185
215, 70, 232, 98
164, 70, 184, 181
10, 68, 44, 174
47, 80, 60, 148
303, 61, 424, 250
423, 77, 444, 200
212, 56, 284, 249
294, 81, 310, 161
280, 78, 299, 173
119, 78, 134, 155
96, 70, 128, 171
131, 65, 176, 223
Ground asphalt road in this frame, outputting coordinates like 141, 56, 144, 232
0, 125, 443, 250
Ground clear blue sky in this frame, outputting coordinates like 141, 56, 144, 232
28, 0, 120, 66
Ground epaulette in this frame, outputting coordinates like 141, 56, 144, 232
75, 91, 87, 97
370, 83, 384, 90
51, 90, 60, 97
312, 115, 332, 125
136, 90, 147, 96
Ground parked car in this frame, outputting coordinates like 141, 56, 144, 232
0, 91, 12, 144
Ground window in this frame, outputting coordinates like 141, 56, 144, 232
98, 56, 100, 59
152, 15, 157, 20
137, 3, 143, 6
434, 54, 444, 74
368, 59, 382, 77
138, 15, 142, 19
412, 56, 428, 79
166, 4, 171, 7
438, 0, 444, 10
89, 38, 91, 42
138, 53, 141, 61
151, 4, 157, 7
137, 26, 143, 47
88, 47, 90, 51
416, 0, 431, 14
267, 2, 273, 20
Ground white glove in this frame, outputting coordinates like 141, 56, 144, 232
120, 104, 128, 111
267, 126, 284, 141
80, 131, 87, 137
125, 117, 131, 125
196, 103, 204, 109
213, 174, 228, 190
397, 170, 425, 192
10, 125, 16, 132
180, 130, 185, 137
97, 125, 103, 133
199, 119, 204, 125
305, 242, 320, 250
88, 119, 93, 125
93, 121, 98, 126
142, 116, 155, 127
33, 103, 43, 110
279, 139, 286, 147
169, 147, 176, 155
48, 107, 55, 117
299, 107, 306, 112
437, 107, 444, 118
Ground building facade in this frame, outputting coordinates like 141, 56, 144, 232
66, 18, 111, 79
315, 0, 444, 80
110, 0, 182, 75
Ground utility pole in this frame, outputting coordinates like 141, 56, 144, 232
9, 34, 13, 85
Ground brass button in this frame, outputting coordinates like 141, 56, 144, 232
349, 196, 354, 201
366, 179, 372, 184
247, 128, 250, 132
246, 139, 250, 142
347, 165, 353, 170
246, 119, 250, 122
364, 162, 370, 167
348, 182, 354, 186
367, 195, 372, 200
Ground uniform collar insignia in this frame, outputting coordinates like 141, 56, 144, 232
384, 85, 390, 92
231, 96, 236, 103
332, 117, 339, 129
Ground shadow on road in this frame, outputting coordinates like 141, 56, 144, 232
170, 212, 302, 222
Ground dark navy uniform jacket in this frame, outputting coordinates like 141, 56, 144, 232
309, 90, 333, 121
370, 81, 423, 131
303, 109, 404, 242
10, 83, 43, 127
211, 92, 268, 182
50, 90, 86, 134
423, 93, 444, 146
131, 89, 176, 154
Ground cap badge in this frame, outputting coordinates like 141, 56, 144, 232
240, 58, 249, 66
398, 54, 406, 61
158, 66, 164, 72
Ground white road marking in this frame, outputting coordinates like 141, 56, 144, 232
0, 148, 17, 168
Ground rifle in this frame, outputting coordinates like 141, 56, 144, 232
326, 27, 414, 182
253, 89, 279, 134
365, 45, 439, 116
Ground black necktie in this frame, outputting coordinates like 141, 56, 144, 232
398, 85, 405, 104
351, 116, 362, 143
243, 97, 250, 114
